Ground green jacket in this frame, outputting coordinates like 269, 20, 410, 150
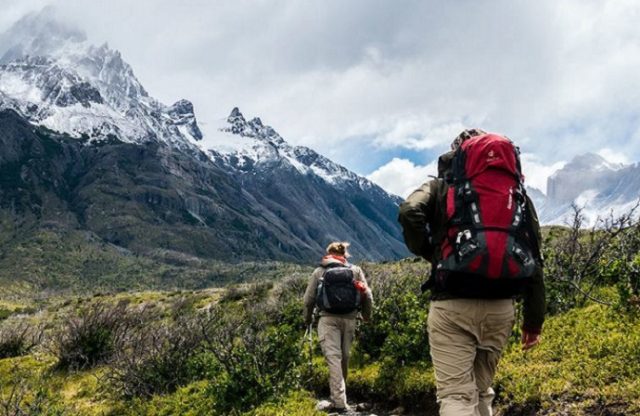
397, 178, 546, 334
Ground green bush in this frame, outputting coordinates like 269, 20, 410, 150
542, 208, 640, 314
356, 262, 430, 364
107, 316, 210, 399
0, 308, 11, 321
300, 356, 329, 397
208, 323, 303, 413
52, 301, 142, 370
0, 321, 42, 359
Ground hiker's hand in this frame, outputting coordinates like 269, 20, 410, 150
521, 330, 540, 350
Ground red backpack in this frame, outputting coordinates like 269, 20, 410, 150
435, 133, 537, 297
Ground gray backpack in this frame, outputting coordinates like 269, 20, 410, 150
316, 264, 361, 314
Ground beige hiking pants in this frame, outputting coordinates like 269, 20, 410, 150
427, 299, 515, 416
317, 315, 356, 409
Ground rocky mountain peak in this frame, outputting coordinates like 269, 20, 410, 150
228, 106, 243, 119
533, 152, 640, 225
0, 6, 85, 63
0, 9, 201, 146
221, 107, 284, 146
561, 152, 622, 172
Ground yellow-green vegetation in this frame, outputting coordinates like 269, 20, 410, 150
248, 390, 325, 416
2, 214, 640, 415
497, 302, 640, 414
0, 355, 117, 415
347, 362, 437, 405
110, 381, 215, 416
0, 228, 312, 297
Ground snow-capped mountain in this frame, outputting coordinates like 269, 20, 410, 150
206, 107, 389, 193
0, 8, 202, 148
0, 8, 408, 266
535, 153, 640, 225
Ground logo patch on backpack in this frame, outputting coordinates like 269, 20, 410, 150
436, 133, 537, 297
316, 265, 361, 314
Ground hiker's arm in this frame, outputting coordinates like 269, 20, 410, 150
398, 180, 438, 259
522, 197, 545, 344
523, 265, 545, 335
303, 270, 320, 325
354, 266, 373, 321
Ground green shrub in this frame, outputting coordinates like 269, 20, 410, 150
0, 308, 11, 321
221, 281, 274, 304
542, 207, 640, 314
0, 321, 42, 359
52, 301, 143, 370
209, 324, 302, 413
300, 356, 329, 397
201, 304, 303, 414
357, 263, 430, 364
107, 316, 210, 399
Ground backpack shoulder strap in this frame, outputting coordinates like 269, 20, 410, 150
322, 262, 346, 269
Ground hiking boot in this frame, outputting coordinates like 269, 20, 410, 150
316, 400, 333, 411
328, 405, 351, 414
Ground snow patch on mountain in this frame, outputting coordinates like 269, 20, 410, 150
0, 9, 202, 148
206, 107, 392, 195
536, 152, 640, 226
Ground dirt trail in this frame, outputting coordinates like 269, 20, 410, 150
318, 400, 434, 416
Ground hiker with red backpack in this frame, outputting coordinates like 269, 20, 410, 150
303, 242, 373, 414
398, 129, 545, 416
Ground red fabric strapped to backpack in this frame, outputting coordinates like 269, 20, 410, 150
437, 134, 536, 297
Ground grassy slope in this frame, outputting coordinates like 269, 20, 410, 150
497, 301, 640, 414
0, 228, 311, 301
2, 288, 639, 415
342, 297, 640, 415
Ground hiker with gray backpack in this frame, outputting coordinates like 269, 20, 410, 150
398, 129, 545, 416
303, 242, 373, 414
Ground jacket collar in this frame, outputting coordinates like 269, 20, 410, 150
320, 255, 348, 267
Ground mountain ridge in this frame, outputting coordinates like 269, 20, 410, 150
0, 10, 408, 278
533, 152, 640, 225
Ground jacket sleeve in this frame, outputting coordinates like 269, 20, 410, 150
303, 269, 321, 325
353, 266, 373, 321
522, 196, 546, 334
398, 180, 439, 259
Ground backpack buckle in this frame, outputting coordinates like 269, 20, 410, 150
455, 229, 479, 260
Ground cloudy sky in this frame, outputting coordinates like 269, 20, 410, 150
2, 0, 640, 196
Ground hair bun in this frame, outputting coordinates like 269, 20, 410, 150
326, 241, 350, 256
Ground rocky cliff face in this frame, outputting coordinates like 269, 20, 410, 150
535, 153, 640, 225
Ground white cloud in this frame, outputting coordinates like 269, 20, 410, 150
371, 152, 568, 198
367, 158, 437, 198
520, 153, 566, 194
3, 0, 640, 174
373, 117, 465, 151
597, 148, 631, 165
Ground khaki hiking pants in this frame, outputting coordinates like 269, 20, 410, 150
318, 315, 356, 409
427, 298, 515, 416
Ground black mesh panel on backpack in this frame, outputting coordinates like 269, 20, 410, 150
316, 266, 361, 314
